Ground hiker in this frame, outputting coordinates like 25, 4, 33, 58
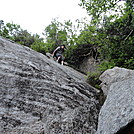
52, 45, 66, 65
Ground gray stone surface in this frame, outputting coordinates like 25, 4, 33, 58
97, 67, 134, 134
99, 67, 134, 96
0, 37, 100, 134
79, 56, 100, 74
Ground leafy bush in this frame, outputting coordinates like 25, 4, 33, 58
31, 42, 46, 55
98, 60, 116, 72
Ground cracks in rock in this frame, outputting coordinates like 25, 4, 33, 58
2, 115, 22, 127
67, 82, 96, 99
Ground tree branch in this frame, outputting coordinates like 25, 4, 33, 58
124, 29, 133, 40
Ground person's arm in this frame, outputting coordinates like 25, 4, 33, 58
52, 46, 60, 56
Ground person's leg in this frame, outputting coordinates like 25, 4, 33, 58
57, 56, 61, 62
55, 53, 60, 62
61, 60, 64, 65
61, 55, 64, 65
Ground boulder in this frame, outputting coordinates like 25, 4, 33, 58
97, 67, 134, 134
99, 67, 134, 96
79, 56, 100, 74
0, 37, 100, 134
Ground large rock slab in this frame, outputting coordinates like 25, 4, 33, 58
97, 67, 134, 134
99, 67, 134, 96
79, 56, 100, 74
0, 37, 100, 134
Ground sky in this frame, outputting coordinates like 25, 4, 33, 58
0, 0, 89, 35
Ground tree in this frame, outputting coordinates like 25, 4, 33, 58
43, 19, 78, 53
0, 20, 45, 54
65, 25, 100, 67
14, 30, 36, 47
79, 0, 134, 70
79, 0, 126, 22
43, 19, 67, 52
97, 0, 134, 70
0, 20, 21, 40
0, 20, 4, 29
30, 34, 46, 54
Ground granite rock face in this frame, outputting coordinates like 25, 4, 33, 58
79, 56, 100, 74
0, 37, 100, 134
99, 67, 134, 96
97, 67, 134, 134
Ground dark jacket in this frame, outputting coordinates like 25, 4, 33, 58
54, 46, 65, 55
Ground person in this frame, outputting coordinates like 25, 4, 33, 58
52, 45, 66, 65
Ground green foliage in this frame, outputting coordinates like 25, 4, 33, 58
0, 20, 45, 54
79, 0, 125, 22
30, 34, 46, 54
65, 25, 100, 67
14, 30, 35, 47
98, 61, 116, 72
43, 19, 80, 56
79, 0, 134, 71
31, 42, 46, 54
98, 9, 134, 69
86, 72, 101, 89
124, 57, 134, 69
0, 20, 21, 40
43, 19, 68, 53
